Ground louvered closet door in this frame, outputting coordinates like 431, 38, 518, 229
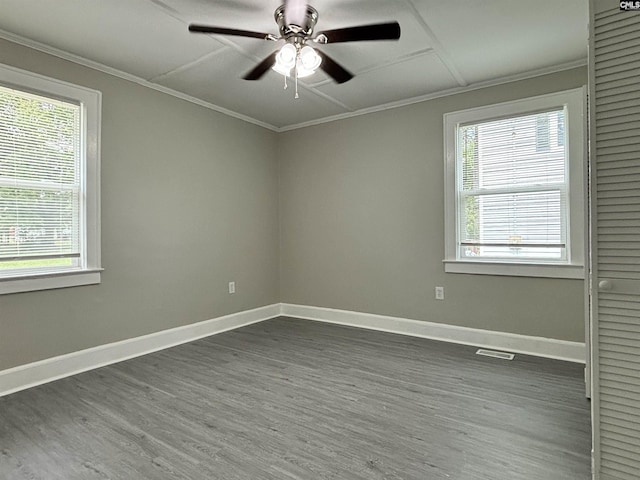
591, 1, 640, 479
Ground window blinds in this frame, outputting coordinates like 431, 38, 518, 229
458, 109, 568, 261
0, 85, 81, 270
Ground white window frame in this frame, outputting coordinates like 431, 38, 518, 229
443, 88, 586, 279
0, 64, 101, 294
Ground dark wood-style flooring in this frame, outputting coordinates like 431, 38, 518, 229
0, 317, 591, 479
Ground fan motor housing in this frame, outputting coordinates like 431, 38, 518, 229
274, 4, 318, 39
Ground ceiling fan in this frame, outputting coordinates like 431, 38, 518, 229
188, 0, 401, 92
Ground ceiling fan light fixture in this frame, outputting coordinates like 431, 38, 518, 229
272, 62, 292, 77
190, 4, 401, 88
299, 45, 321, 71
274, 43, 297, 73
273, 43, 322, 80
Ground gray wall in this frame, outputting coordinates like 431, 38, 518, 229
279, 67, 587, 342
0, 36, 587, 373
0, 39, 280, 371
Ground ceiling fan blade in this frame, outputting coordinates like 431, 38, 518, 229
316, 50, 353, 84
189, 24, 272, 40
316, 22, 401, 43
243, 51, 278, 81
285, 0, 308, 27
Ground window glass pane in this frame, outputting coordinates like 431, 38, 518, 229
536, 114, 550, 152
460, 109, 565, 191
460, 190, 565, 259
0, 85, 81, 271
458, 109, 568, 262
557, 111, 565, 147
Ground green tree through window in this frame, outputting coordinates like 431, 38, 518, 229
461, 125, 479, 251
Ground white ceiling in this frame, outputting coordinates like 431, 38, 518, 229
0, 0, 588, 131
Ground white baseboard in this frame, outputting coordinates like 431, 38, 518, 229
281, 303, 586, 364
0, 304, 280, 398
1, 302, 586, 398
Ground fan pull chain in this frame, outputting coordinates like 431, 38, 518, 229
292, 51, 300, 99
283, 75, 288, 90
294, 59, 299, 99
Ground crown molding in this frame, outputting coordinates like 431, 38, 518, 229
278, 58, 588, 132
0, 29, 279, 132
0, 29, 586, 134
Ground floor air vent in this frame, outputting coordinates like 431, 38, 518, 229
476, 349, 515, 360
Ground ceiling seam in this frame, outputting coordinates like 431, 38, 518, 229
302, 84, 353, 111
305, 48, 436, 89
143, 0, 283, 69
146, 0, 181, 16
403, 0, 468, 87
149, 47, 232, 83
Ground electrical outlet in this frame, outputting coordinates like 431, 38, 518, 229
228, 281, 236, 294
435, 286, 444, 300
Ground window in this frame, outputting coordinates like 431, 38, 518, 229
444, 88, 585, 279
0, 64, 101, 294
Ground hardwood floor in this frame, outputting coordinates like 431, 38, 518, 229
0, 317, 591, 479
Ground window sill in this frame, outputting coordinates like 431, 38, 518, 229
443, 260, 584, 279
0, 269, 103, 295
